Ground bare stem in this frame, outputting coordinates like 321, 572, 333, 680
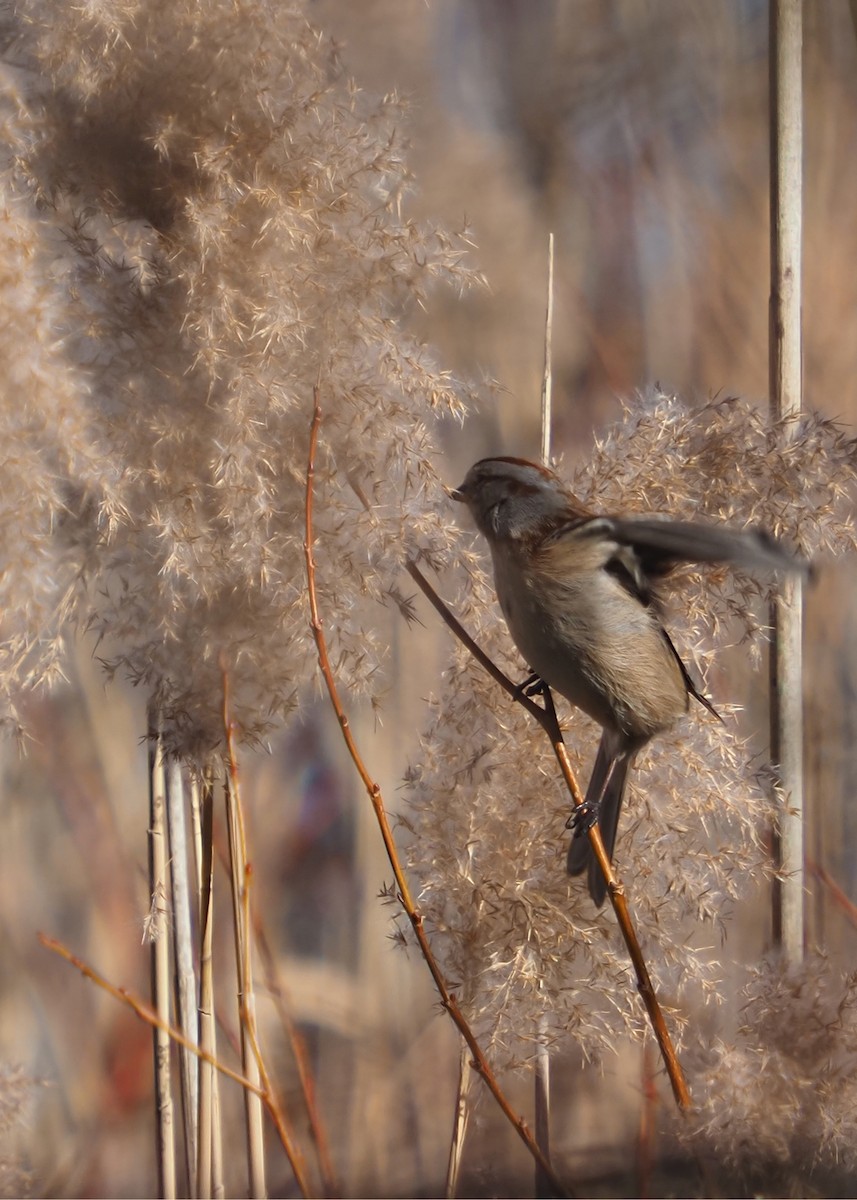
305, 389, 569, 1198
534, 1016, 552, 1199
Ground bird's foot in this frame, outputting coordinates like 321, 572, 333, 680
514, 672, 548, 700
566, 800, 600, 838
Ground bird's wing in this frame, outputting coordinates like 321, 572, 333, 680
660, 625, 721, 721
598, 516, 809, 579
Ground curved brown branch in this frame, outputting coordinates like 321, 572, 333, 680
405, 560, 692, 1112
305, 389, 570, 1199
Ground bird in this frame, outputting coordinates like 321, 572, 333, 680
451, 454, 808, 906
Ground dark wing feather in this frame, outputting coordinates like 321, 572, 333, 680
660, 627, 721, 721
606, 517, 808, 578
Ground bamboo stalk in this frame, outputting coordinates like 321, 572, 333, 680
768, 0, 805, 962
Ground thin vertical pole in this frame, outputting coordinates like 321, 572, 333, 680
149, 720, 177, 1198
540, 232, 555, 467
769, 0, 805, 961
535, 233, 555, 1198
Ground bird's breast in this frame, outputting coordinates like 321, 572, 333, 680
491, 547, 689, 744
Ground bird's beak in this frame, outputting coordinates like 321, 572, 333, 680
444, 483, 466, 503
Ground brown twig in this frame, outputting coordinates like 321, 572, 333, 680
305, 389, 570, 1199
405, 560, 692, 1112
807, 858, 857, 929
253, 913, 340, 1197
38, 931, 309, 1180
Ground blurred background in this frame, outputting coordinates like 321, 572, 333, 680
2, 2, 857, 1194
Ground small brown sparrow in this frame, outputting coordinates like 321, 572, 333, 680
452, 455, 808, 906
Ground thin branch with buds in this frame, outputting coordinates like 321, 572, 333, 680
305, 388, 570, 1198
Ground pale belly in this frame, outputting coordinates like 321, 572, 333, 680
494, 565, 689, 744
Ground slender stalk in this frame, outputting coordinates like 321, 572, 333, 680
540, 231, 555, 468
222, 723, 268, 1199
148, 718, 177, 1200
534, 1022, 552, 1199
167, 759, 199, 1193
807, 859, 857, 929
768, 0, 805, 962
536, 231, 556, 1197
40, 932, 268, 1093
405, 560, 692, 1112
637, 1041, 657, 1199
193, 772, 223, 1200
253, 915, 339, 1197
305, 391, 570, 1198
40, 928, 316, 1181
222, 673, 312, 1198
445, 1045, 473, 1199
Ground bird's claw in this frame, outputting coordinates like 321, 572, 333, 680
566, 800, 600, 838
514, 672, 548, 700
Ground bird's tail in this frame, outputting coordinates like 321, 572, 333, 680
566, 734, 633, 907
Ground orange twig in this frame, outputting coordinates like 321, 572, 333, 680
405, 561, 692, 1112
305, 389, 569, 1199
39, 931, 309, 1181
253, 914, 340, 1197
807, 858, 857, 928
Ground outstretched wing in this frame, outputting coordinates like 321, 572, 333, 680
605, 516, 809, 579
